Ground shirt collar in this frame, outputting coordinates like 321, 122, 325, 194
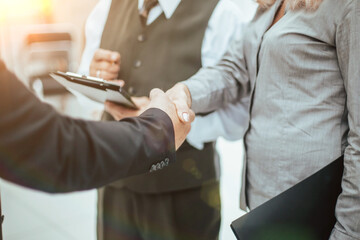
158, 0, 181, 19
138, 0, 181, 19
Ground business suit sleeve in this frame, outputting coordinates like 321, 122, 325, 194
182, 27, 251, 114
185, 2, 250, 149
330, 2, 360, 239
0, 62, 175, 193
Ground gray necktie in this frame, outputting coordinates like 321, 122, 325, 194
139, 0, 159, 26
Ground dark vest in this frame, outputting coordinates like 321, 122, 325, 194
101, 0, 219, 193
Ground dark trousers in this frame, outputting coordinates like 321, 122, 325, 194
97, 181, 221, 240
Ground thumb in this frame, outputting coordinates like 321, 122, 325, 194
149, 88, 165, 100
173, 99, 191, 123
188, 109, 195, 123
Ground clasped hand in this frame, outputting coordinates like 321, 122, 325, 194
89, 48, 194, 149
105, 83, 192, 125
105, 87, 193, 150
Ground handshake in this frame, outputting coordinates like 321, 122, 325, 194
91, 48, 195, 150
106, 83, 193, 150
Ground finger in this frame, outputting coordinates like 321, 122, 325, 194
105, 101, 140, 119
188, 109, 195, 123
132, 96, 149, 106
104, 101, 117, 112
105, 101, 128, 111
131, 97, 150, 114
99, 61, 120, 73
107, 79, 125, 87
90, 70, 118, 80
149, 88, 165, 100
172, 99, 191, 123
105, 102, 125, 121
166, 83, 192, 108
102, 71, 119, 80
118, 80, 125, 87
89, 65, 119, 79
91, 60, 120, 74
93, 49, 121, 63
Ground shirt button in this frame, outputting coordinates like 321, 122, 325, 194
138, 34, 146, 42
134, 60, 142, 68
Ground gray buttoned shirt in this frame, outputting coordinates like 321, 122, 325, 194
184, 0, 360, 239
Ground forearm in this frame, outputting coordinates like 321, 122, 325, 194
55, 109, 175, 193
186, 98, 249, 149
45, 109, 175, 193
183, 38, 250, 114
330, 141, 360, 239
184, 68, 239, 113
0, 64, 175, 193
332, 2, 360, 238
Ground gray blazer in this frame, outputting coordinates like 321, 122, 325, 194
184, 0, 360, 239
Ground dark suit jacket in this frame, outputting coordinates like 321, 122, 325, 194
0, 60, 175, 193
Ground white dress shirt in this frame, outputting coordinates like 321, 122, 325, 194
78, 0, 250, 149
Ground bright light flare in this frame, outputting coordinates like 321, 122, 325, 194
0, 0, 52, 24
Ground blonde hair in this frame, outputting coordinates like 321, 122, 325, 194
256, 0, 323, 10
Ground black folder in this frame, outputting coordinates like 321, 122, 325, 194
231, 155, 344, 240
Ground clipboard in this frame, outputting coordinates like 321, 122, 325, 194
50, 71, 138, 109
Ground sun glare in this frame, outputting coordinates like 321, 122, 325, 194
0, 0, 52, 23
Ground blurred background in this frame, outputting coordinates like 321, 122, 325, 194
0, 0, 257, 239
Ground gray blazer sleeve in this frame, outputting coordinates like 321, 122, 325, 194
330, 2, 360, 239
0, 62, 175, 193
183, 34, 251, 114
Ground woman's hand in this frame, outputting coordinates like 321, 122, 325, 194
166, 83, 193, 123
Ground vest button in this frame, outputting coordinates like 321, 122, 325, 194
134, 60, 142, 68
138, 34, 146, 42
128, 86, 135, 95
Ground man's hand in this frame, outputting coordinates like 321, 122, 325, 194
105, 97, 150, 121
166, 83, 192, 123
148, 88, 195, 149
89, 48, 121, 80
